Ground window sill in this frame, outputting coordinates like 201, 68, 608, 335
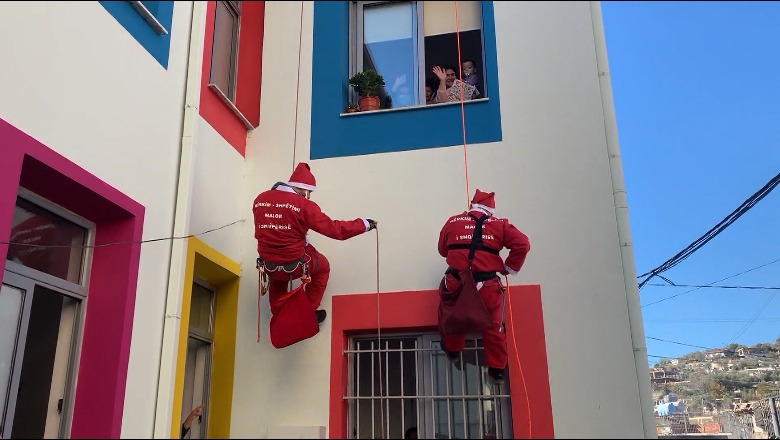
128, 1, 169, 35
339, 97, 490, 117
208, 84, 255, 130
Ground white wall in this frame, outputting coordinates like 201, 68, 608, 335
190, 118, 246, 261
0, 1, 193, 437
237, 1, 651, 438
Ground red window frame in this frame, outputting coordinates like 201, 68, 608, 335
199, 1, 265, 156
328, 285, 555, 438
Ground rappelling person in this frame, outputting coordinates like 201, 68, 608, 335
437, 189, 530, 384
252, 162, 377, 346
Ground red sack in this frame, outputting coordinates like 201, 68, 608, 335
438, 269, 493, 335
269, 284, 319, 349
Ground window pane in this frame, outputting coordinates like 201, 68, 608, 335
189, 283, 214, 336
363, 2, 418, 109
7, 198, 86, 284
183, 337, 211, 439
0, 284, 24, 431
210, 1, 239, 101
348, 334, 512, 439
11, 286, 79, 439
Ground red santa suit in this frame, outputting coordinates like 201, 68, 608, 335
252, 162, 370, 315
437, 189, 531, 369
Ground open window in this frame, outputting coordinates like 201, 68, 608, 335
346, 333, 512, 439
351, 1, 486, 110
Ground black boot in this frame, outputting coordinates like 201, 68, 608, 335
315, 309, 327, 324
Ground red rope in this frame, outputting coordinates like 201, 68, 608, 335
454, 1, 470, 210
454, 1, 532, 435
375, 228, 385, 439
292, 2, 304, 172
505, 276, 532, 436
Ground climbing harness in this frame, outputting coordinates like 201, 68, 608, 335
439, 213, 494, 335
256, 255, 310, 294
256, 254, 312, 344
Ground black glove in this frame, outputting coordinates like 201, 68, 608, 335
367, 218, 378, 231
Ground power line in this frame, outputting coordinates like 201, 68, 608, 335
637, 171, 780, 290
728, 291, 778, 344
0, 219, 245, 249
641, 257, 780, 307
646, 336, 714, 351
647, 318, 780, 324
646, 283, 780, 290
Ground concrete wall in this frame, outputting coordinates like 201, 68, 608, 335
235, 1, 651, 438
0, 1, 653, 437
0, 2, 207, 437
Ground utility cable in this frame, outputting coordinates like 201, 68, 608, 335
1, 219, 245, 249
646, 283, 780, 291
728, 292, 777, 344
638, 171, 780, 290
641, 257, 780, 307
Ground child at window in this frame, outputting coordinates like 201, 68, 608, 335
431, 65, 480, 103
461, 59, 481, 95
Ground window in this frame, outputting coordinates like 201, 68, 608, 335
181, 279, 215, 439
210, 1, 242, 103
310, 2, 502, 159
346, 333, 512, 439
351, 1, 486, 110
1, 193, 91, 439
201, 0, 265, 149
99, 1, 174, 67
7, 196, 88, 284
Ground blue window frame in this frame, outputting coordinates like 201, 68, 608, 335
310, 1, 501, 159
100, 1, 174, 68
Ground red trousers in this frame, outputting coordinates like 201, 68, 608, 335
267, 245, 331, 315
440, 274, 507, 369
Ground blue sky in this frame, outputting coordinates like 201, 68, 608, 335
601, 2, 780, 364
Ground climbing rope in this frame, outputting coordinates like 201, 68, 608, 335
453, 1, 532, 435
374, 228, 386, 439
454, 1, 471, 210
292, 1, 305, 172
505, 276, 533, 435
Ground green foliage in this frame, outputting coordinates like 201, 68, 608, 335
349, 70, 385, 97
687, 351, 705, 361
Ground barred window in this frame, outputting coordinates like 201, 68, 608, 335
346, 333, 512, 439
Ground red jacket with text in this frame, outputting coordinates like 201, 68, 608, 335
253, 185, 367, 263
438, 210, 531, 274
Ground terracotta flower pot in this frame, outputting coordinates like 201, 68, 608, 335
358, 96, 380, 111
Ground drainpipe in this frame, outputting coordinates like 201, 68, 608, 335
589, 2, 656, 438
153, 1, 206, 437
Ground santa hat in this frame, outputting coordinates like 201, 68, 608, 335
471, 189, 495, 214
287, 162, 316, 191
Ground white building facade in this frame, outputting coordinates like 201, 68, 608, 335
0, 1, 654, 438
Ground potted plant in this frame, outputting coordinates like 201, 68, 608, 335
349, 70, 385, 111
346, 102, 359, 113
